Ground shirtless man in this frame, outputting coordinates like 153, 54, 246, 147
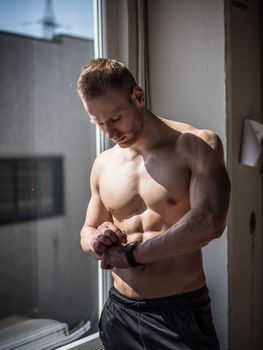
77, 58, 230, 350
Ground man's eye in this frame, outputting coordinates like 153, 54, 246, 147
112, 115, 121, 122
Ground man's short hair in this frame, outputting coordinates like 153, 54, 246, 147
77, 58, 137, 100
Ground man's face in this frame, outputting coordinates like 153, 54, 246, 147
82, 87, 145, 148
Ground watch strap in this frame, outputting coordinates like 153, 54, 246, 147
123, 242, 142, 267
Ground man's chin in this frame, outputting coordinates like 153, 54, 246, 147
117, 140, 130, 148
116, 138, 135, 148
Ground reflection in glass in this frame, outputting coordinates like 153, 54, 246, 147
0, 158, 64, 224
0, 0, 98, 348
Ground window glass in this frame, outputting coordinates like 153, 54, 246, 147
0, 0, 98, 347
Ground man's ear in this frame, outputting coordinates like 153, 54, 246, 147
131, 86, 145, 108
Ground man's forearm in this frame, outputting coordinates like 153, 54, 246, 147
133, 208, 226, 265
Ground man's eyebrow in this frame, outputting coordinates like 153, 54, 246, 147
115, 106, 123, 112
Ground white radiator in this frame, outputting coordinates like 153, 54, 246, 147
0, 319, 91, 350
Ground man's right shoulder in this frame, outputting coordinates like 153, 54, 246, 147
92, 147, 116, 171
90, 148, 115, 187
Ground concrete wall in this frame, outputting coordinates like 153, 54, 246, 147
0, 33, 98, 330
147, 1, 228, 348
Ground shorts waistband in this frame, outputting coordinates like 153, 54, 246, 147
109, 284, 210, 311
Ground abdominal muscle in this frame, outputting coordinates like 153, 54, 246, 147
111, 230, 206, 299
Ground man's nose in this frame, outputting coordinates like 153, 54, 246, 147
104, 124, 117, 139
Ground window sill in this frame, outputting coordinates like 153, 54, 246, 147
56, 332, 104, 350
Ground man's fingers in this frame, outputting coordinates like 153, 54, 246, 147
97, 222, 127, 244
104, 229, 124, 244
119, 234, 127, 244
92, 240, 106, 254
100, 245, 130, 269
100, 260, 113, 270
106, 222, 127, 243
96, 233, 114, 246
109, 224, 127, 243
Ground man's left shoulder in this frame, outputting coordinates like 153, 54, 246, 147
175, 127, 225, 172
178, 127, 223, 153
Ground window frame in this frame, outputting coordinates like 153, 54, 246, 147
56, 1, 111, 348
93, 0, 113, 322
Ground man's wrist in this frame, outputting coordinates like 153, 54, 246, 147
123, 242, 143, 267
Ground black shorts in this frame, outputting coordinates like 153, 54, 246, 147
99, 285, 220, 350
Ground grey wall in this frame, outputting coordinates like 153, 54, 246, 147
0, 33, 98, 329
147, 1, 228, 348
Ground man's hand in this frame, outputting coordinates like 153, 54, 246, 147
91, 221, 127, 256
101, 245, 130, 270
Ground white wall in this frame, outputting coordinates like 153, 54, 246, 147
147, 1, 228, 348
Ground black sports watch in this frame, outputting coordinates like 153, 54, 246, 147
123, 242, 143, 267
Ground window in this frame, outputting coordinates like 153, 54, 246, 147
0, 0, 104, 348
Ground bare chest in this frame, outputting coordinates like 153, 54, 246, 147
99, 153, 191, 223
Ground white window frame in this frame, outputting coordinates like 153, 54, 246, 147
57, 1, 111, 349
94, 0, 113, 322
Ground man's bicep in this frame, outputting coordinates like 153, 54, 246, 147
190, 164, 230, 211
189, 165, 230, 239
84, 157, 112, 228
189, 132, 230, 204
188, 136, 231, 233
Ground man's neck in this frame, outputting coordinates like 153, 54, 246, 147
130, 111, 173, 156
